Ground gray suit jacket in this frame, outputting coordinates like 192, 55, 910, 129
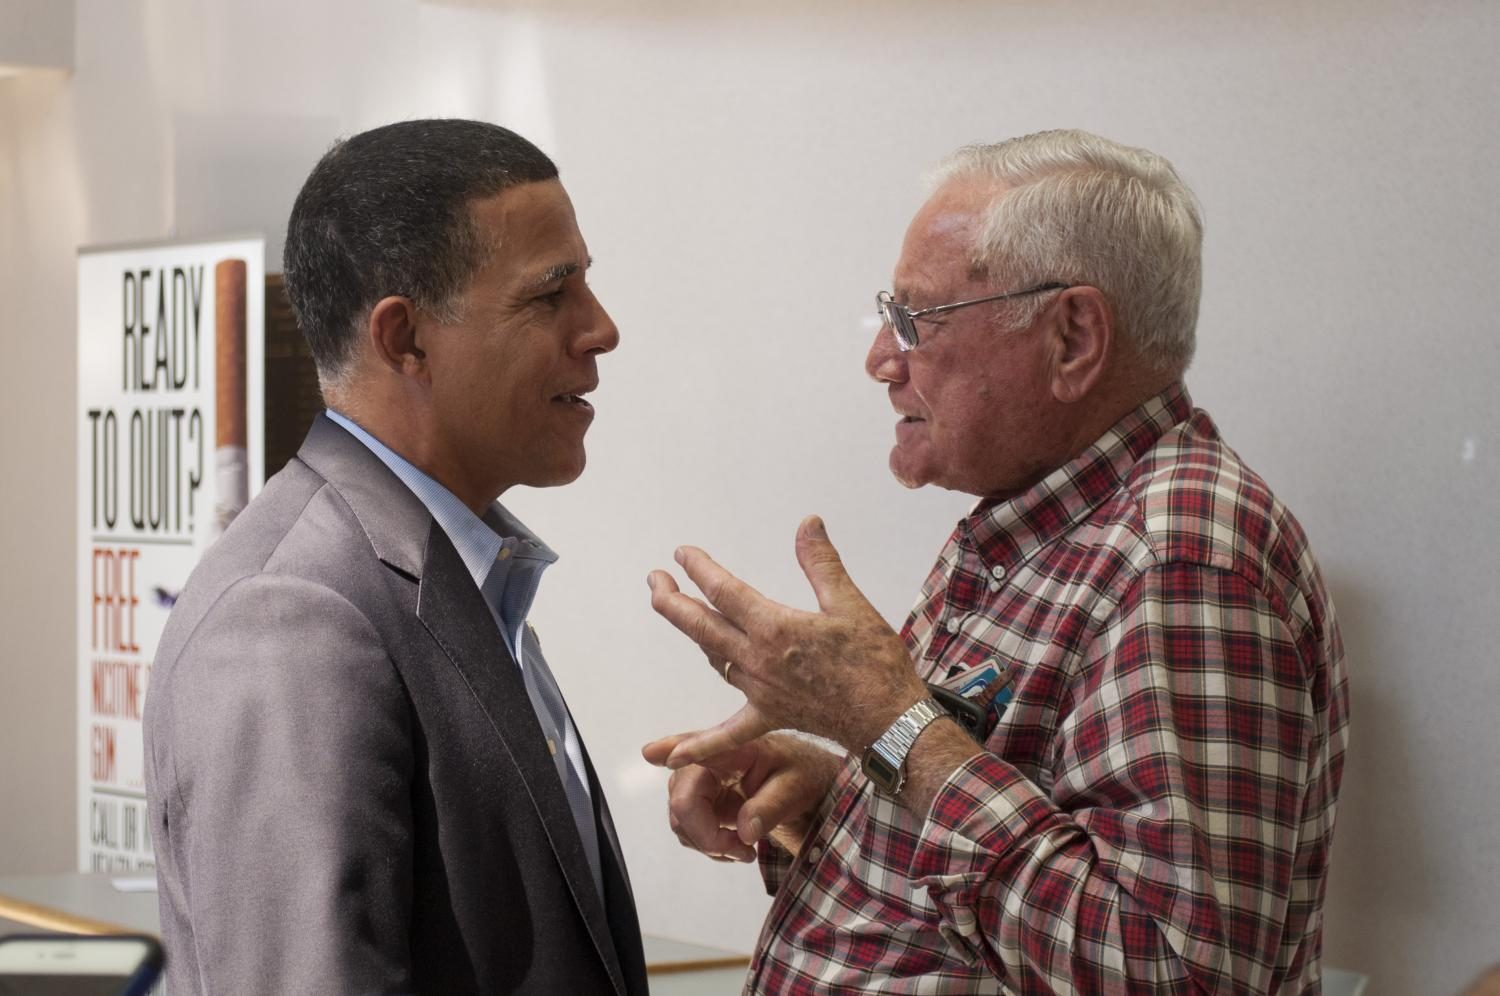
144, 415, 648, 995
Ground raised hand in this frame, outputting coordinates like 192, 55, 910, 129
645, 515, 930, 754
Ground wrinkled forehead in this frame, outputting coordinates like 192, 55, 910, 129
466, 180, 589, 280
894, 179, 1001, 297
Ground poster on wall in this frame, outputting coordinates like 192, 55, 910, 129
76, 237, 265, 872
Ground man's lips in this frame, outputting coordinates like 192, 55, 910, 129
895, 414, 925, 438
552, 385, 597, 414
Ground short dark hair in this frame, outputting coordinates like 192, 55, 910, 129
283, 118, 558, 381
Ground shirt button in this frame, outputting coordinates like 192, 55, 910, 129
989, 564, 1006, 580
945, 617, 961, 634
805, 845, 823, 863
497, 547, 512, 561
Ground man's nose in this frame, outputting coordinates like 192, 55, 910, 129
865, 321, 907, 383
574, 286, 619, 356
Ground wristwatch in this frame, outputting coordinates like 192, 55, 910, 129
860, 697, 946, 795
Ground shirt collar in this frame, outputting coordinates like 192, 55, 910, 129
323, 409, 557, 588
960, 382, 1196, 572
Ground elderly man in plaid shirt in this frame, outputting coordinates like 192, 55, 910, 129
644, 129, 1349, 995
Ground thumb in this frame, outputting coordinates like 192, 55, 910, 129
736, 768, 814, 846
795, 515, 860, 614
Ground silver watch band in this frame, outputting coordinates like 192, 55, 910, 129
862, 698, 945, 794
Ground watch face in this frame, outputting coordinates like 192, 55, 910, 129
861, 750, 900, 792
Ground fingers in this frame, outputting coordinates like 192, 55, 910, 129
667, 765, 757, 863
644, 573, 743, 683
665, 703, 775, 770
673, 546, 767, 628
642, 733, 689, 767
794, 515, 863, 613
653, 733, 839, 858
710, 654, 737, 687
648, 569, 753, 668
736, 737, 843, 846
644, 727, 762, 775
736, 768, 811, 847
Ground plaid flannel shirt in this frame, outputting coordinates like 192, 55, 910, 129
746, 384, 1349, 995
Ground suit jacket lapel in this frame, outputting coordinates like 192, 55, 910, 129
416, 524, 627, 996
583, 746, 648, 995
297, 415, 628, 994
532, 626, 648, 995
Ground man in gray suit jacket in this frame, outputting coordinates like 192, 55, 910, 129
144, 119, 647, 994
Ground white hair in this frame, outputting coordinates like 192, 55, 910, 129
928, 129, 1204, 373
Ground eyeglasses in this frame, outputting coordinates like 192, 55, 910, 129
875, 283, 1071, 351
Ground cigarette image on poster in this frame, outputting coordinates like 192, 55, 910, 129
213, 259, 249, 539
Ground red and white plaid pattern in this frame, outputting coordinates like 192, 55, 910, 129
747, 384, 1349, 995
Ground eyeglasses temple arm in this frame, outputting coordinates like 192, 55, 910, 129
908, 282, 1070, 319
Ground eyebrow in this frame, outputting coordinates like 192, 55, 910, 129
521, 256, 593, 293
890, 281, 928, 306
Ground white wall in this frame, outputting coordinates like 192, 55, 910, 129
2, 1, 1497, 992
0, 0, 73, 73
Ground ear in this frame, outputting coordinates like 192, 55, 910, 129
367, 295, 430, 384
1048, 286, 1112, 404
